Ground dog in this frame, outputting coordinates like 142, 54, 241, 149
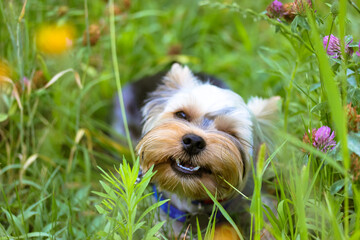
113, 63, 279, 239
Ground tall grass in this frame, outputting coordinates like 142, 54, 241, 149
1, 0, 360, 239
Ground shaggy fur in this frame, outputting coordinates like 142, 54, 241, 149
115, 63, 279, 238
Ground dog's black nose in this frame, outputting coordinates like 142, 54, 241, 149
182, 134, 206, 155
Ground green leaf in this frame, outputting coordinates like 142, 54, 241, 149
144, 221, 165, 239
1, 207, 24, 235
291, 16, 310, 33
348, 132, 360, 156
309, 83, 321, 92
2, 232, 52, 239
137, 199, 168, 224
95, 204, 108, 214
0, 113, 8, 122
196, 217, 203, 240
277, 200, 287, 225
133, 221, 145, 233
201, 183, 244, 240
330, 179, 345, 195
262, 204, 281, 237
311, 102, 328, 113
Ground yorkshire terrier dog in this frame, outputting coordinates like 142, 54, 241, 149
113, 63, 279, 239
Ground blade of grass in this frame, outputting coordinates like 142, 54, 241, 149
196, 217, 203, 240
204, 202, 218, 240
109, 0, 135, 162
15, 187, 28, 239
338, 0, 350, 236
250, 143, 266, 240
280, 131, 346, 175
200, 184, 244, 240
17, 0, 27, 22
295, 166, 310, 239
42, 68, 82, 90
1, 186, 20, 237
324, 193, 344, 239
306, 6, 350, 236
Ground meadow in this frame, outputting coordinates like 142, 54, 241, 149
0, 0, 360, 239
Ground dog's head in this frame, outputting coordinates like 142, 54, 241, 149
136, 63, 279, 200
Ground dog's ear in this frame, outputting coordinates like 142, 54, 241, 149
247, 96, 281, 154
141, 64, 198, 134
247, 96, 280, 126
163, 63, 198, 89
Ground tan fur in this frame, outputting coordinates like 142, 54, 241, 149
136, 121, 244, 200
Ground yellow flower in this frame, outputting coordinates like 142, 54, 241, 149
36, 24, 75, 54
0, 59, 11, 78
0, 59, 12, 92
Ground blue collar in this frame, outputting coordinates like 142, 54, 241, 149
152, 185, 224, 223
152, 184, 187, 222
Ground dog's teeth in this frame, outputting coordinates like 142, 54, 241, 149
192, 166, 200, 171
175, 159, 200, 172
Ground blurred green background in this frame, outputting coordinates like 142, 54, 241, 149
1, 0, 360, 238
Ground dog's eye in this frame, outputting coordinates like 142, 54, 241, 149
175, 111, 188, 120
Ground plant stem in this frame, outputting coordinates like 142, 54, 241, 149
348, 0, 360, 14
284, 60, 299, 131
339, 0, 349, 236
109, 0, 135, 162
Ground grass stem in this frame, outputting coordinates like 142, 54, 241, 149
109, 0, 135, 161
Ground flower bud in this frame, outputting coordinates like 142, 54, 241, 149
82, 24, 101, 46
330, 2, 339, 17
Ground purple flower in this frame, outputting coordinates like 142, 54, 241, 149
356, 41, 360, 57
323, 34, 353, 59
272, 0, 283, 12
23, 77, 30, 85
313, 126, 336, 152
266, 0, 284, 18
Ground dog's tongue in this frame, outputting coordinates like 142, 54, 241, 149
183, 162, 194, 168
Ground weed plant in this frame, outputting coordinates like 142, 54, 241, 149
1, 0, 360, 239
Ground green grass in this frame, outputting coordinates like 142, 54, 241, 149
1, 0, 360, 239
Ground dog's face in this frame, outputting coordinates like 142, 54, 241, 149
136, 64, 277, 200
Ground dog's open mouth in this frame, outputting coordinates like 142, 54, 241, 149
170, 158, 211, 176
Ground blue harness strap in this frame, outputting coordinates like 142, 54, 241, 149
152, 184, 187, 222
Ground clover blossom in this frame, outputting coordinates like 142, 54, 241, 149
266, 0, 284, 19
303, 126, 336, 153
313, 126, 336, 152
323, 34, 354, 59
